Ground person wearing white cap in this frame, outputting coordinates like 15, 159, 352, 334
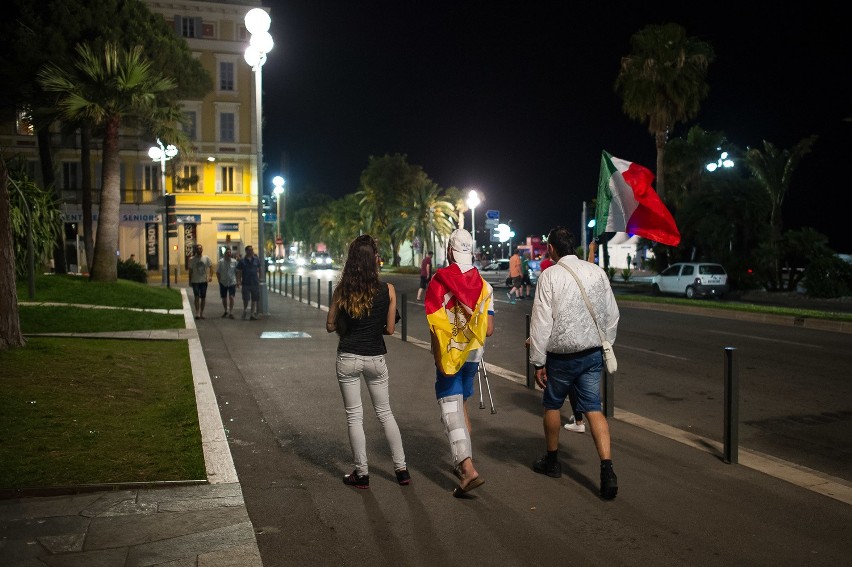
424, 228, 494, 497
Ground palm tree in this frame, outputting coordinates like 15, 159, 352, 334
37, 41, 178, 282
615, 23, 715, 200
745, 136, 817, 290
390, 181, 456, 265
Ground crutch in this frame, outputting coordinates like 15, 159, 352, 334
478, 359, 496, 414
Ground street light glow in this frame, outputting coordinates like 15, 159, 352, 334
466, 189, 481, 262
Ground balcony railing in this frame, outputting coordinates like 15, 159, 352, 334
61, 188, 162, 206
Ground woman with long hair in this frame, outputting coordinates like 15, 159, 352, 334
326, 235, 410, 489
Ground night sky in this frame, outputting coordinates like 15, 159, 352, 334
258, 1, 851, 252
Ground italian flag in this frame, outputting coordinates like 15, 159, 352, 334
425, 263, 491, 376
594, 150, 681, 246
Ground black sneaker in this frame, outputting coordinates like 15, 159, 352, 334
395, 468, 411, 485
600, 465, 618, 500
343, 470, 369, 489
533, 455, 562, 478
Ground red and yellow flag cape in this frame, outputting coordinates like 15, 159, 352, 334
425, 263, 491, 376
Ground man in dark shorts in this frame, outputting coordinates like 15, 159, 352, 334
236, 245, 262, 320
188, 245, 213, 319
416, 250, 433, 301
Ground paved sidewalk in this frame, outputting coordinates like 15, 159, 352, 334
0, 289, 262, 567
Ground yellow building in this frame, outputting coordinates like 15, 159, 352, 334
1, 0, 268, 275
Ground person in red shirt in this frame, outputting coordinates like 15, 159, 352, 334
416, 251, 433, 301
539, 251, 554, 271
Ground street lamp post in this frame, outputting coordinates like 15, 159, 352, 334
272, 175, 285, 257
244, 8, 273, 315
148, 138, 177, 286
466, 189, 480, 264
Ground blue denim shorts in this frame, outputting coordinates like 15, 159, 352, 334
541, 348, 603, 412
435, 361, 479, 400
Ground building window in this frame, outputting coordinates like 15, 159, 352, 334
142, 165, 160, 192
182, 111, 197, 140
220, 166, 235, 192
178, 164, 200, 192
219, 61, 234, 91
16, 108, 34, 136
217, 166, 242, 193
220, 112, 235, 142
175, 16, 202, 38
63, 162, 79, 190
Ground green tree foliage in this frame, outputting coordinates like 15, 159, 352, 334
318, 194, 367, 259
389, 180, 456, 265
779, 227, 837, 293
5, 160, 63, 279
357, 154, 430, 266
38, 42, 178, 282
615, 23, 714, 200
744, 136, 817, 290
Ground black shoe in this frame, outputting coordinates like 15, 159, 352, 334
600, 465, 618, 500
533, 455, 561, 478
343, 470, 369, 489
395, 468, 411, 485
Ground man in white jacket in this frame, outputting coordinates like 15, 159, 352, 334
528, 226, 620, 500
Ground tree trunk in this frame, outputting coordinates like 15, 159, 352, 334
89, 117, 120, 282
81, 124, 95, 272
0, 160, 26, 349
655, 129, 668, 201
37, 127, 66, 274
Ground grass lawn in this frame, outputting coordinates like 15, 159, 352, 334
2, 274, 203, 490
19, 305, 184, 334
0, 337, 205, 488
18, 273, 182, 310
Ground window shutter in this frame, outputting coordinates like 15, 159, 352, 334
194, 17, 202, 38
235, 166, 242, 193
174, 15, 181, 34
215, 167, 222, 193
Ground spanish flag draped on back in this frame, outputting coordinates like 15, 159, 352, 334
425, 263, 491, 376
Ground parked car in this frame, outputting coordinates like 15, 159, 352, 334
310, 252, 334, 268
651, 262, 729, 299
481, 259, 509, 272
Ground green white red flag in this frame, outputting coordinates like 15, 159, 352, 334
594, 150, 681, 246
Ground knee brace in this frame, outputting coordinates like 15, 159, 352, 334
438, 394, 471, 467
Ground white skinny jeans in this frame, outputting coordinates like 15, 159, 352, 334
336, 352, 406, 476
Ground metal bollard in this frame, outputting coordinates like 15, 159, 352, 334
603, 369, 614, 418
401, 293, 407, 341
723, 347, 739, 464
328, 281, 333, 308
317, 279, 321, 309
526, 314, 533, 389
307, 277, 312, 305
299, 275, 303, 303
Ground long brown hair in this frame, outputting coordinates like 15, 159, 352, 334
334, 235, 380, 319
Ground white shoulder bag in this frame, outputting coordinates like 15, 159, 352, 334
559, 263, 617, 374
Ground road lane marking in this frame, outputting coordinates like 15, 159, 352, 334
617, 344, 689, 360
708, 330, 823, 348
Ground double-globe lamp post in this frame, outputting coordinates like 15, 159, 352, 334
244, 8, 273, 315
149, 138, 177, 286
466, 189, 480, 264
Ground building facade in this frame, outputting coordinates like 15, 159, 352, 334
1, 0, 267, 275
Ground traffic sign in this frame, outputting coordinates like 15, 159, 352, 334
485, 218, 499, 228
486, 209, 500, 220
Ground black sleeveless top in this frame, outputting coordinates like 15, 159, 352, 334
337, 283, 390, 356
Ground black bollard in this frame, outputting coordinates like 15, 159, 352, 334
307, 277, 312, 305
401, 293, 407, 341
724, 347, 739, 464
299, 275, 303, 303
526, 314, 533, 389
603, 369, 614, 418
317, 279, 321, 309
